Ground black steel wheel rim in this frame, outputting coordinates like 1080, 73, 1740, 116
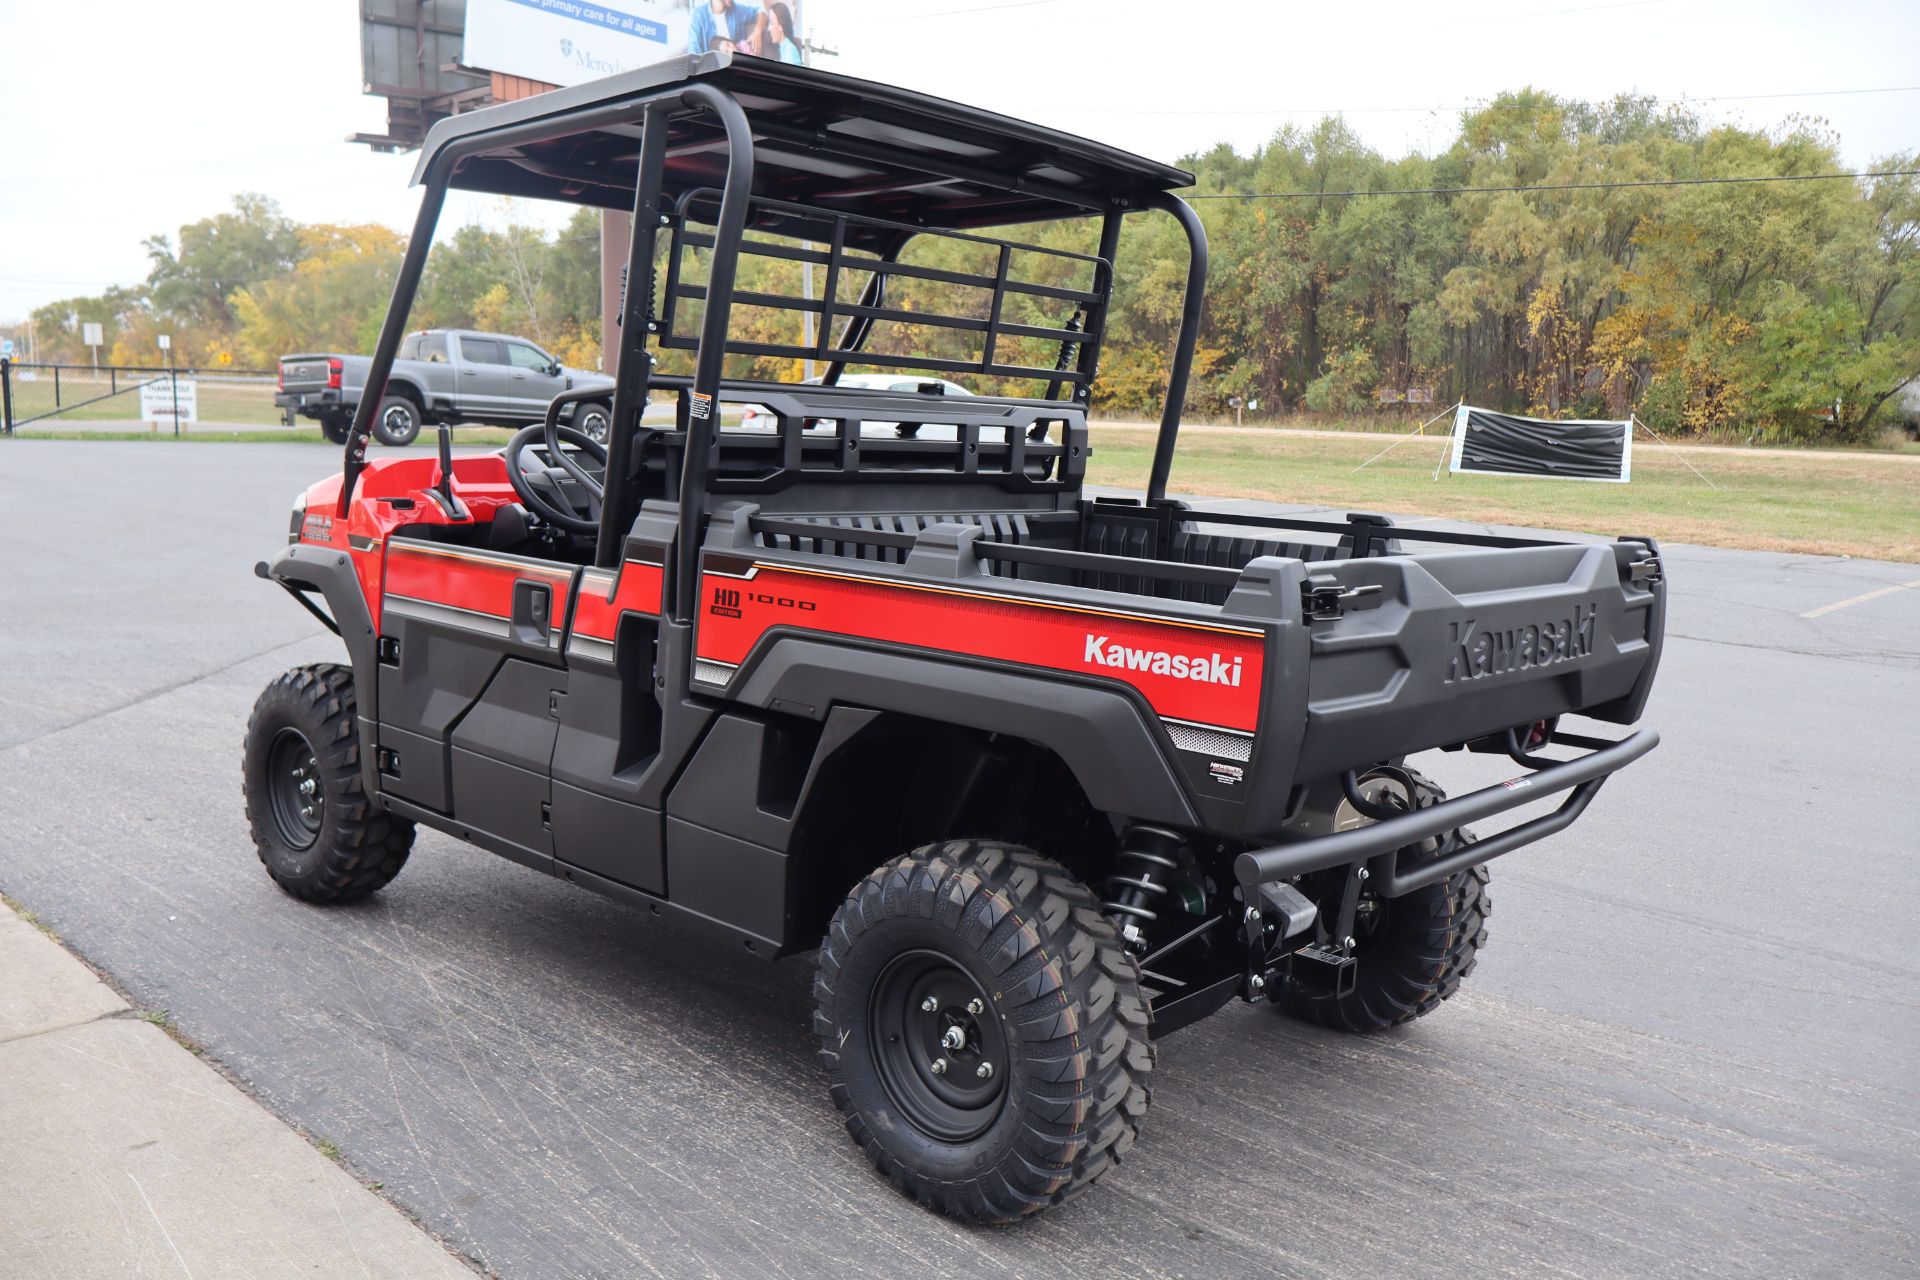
266, 728, 323, 851
867, 949, 1009, 1143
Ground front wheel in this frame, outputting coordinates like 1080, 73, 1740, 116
242, 664, 413, 903
372, 394, 422, 447
814, 840, 1153, 1223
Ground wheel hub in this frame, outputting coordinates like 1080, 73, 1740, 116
868, 950, 1008, 1143
267, 729, 323, 850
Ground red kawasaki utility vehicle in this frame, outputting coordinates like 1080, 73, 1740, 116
245, 54, 1664, 1223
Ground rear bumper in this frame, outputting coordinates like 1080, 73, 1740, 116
1235, 727, 1659, 897
275, 390, 344, 414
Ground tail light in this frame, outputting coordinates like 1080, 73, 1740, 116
327, 357, 343, 390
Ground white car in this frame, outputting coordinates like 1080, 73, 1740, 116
737, 374, 974, 436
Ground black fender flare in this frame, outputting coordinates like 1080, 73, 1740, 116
261, 543, 383, 798
727, 636, 1200, 828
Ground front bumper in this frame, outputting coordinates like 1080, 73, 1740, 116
1235, 727, 1660, 898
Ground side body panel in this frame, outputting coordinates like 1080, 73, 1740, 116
376, 539, 576, 862
549, 537, 671, 896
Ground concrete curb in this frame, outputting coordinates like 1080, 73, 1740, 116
0, 904, 476, 1278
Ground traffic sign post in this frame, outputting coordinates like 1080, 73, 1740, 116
158, 336, 180, 436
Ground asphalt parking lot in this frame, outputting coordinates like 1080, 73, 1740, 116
2, 439, 1916, 1279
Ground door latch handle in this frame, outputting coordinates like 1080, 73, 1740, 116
511, 580, 552, 644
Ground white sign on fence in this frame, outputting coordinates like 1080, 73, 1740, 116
82, 322, 103, 347
140, 378, 198, 426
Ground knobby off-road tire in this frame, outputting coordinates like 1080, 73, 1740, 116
242, 664, 413, 903
1278, 772, 1490, 1032
815, 840, 1153, 1223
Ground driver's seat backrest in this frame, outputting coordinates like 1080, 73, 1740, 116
487, 502, 532, 552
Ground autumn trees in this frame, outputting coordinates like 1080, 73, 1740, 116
12, 92, 1917, 445
1177, 94, 1919, 442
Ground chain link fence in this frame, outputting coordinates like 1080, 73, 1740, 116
1, 359, 281, 433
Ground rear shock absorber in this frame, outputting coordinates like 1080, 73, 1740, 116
1103, 825, 1187, 950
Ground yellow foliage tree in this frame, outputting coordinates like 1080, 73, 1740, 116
230, 225, 405, 365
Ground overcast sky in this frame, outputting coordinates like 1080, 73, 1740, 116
1, 0, 1915, 320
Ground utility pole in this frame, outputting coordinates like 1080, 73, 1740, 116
159, 334, 178, 437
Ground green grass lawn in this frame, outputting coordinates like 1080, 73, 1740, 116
1088, 424, 1920, 563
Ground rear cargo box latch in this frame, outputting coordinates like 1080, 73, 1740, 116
1302, 576, 1384, 621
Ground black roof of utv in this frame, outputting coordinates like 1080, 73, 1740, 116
412, 53, 1194, 241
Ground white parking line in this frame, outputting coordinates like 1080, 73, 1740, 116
1800, 579, 1920, 619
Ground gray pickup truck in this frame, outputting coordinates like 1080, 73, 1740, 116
276, 328, 615, 446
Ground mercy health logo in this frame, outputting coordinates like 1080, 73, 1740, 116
1084, 635, 1245, 687
559, 36, 626, 75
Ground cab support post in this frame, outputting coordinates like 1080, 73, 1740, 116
1144, 192, 1208, 504
597, 101, 672, 569
340, 157, 451, 514
669, 83, 756, 623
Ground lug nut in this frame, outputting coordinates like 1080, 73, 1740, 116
920, 996, 939, 1013
976, 1062, 993, 1080
930, 1057, 948, 1075
966, 998, 984, 1016
941, 1026, 966, 1052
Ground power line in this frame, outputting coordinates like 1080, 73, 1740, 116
1451, 0, 1669, 22
1052, 84, 1920, 118
875, 0, 1071, 21
1185, 169, 1920, 200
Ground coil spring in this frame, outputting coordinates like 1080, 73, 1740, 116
1103, 825, 1187, 925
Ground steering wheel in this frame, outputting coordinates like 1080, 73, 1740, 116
505, 423, 607, 534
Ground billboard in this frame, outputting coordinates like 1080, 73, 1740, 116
465, 0, 809, 87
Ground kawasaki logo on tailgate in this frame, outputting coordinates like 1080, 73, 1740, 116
1446, 602, 1597, 683
1085, 635, 1244, 686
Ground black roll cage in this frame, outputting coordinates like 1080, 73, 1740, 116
336, 59, 1210, 627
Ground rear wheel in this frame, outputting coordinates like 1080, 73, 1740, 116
242, 664, 413, 903
319, 414, 351, 445
1276, 772, 1489, 1032
572, 401, 612, 445
814, 840, 1153, 1223
372, 394, 422, 447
